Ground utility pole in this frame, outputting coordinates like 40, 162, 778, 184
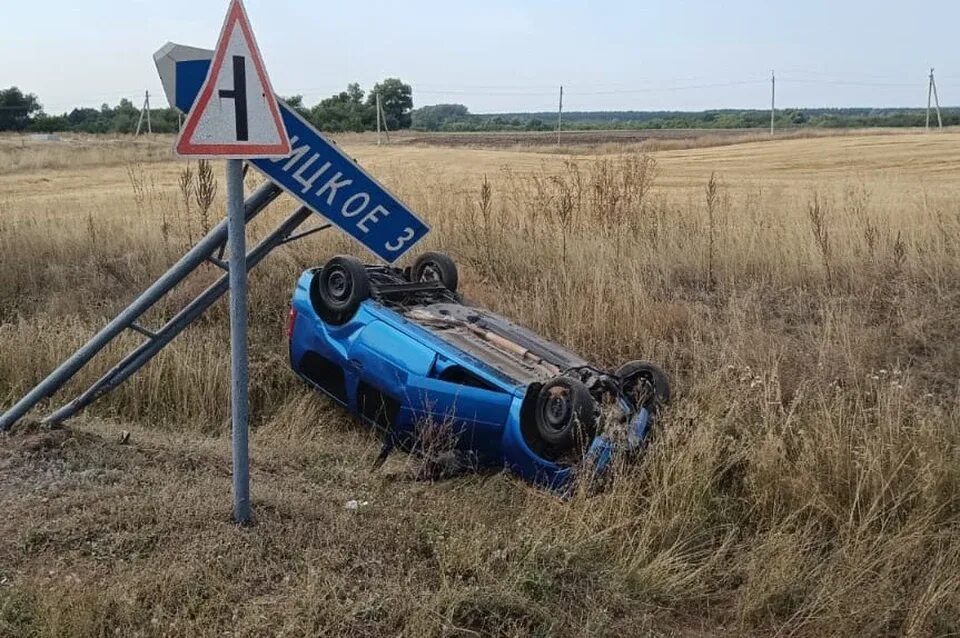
136, 92, 145, 135
135, 90, 152, 135
376, 92, 382, 146
557, 85, 563, 145
377, 94, 391, 144
770, 71, 776, 136
927, 68, 943, 131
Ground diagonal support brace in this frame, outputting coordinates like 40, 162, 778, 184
129, 323, 159, 340
44, 206, 316, 426
0, 182, 282, 432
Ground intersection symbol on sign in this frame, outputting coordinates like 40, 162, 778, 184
175, 0, 290, 158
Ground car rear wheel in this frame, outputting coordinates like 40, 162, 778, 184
535, 377, 597, 451
412, 252, 458, 293
616, 361, 670, 410
311, 256, 371, 325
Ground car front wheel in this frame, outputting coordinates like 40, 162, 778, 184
534, 377, 597, 451
311, 255, 371, 325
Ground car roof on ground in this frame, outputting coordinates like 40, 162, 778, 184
401, 302, 590, 386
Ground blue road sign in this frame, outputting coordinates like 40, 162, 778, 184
156, 44, 430, 263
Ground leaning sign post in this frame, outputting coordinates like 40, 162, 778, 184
165, 0, 432, 523
175, 0, 290, 524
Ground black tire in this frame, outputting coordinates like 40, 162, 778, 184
310, 256, 371, 325
535, 377, 597, 451
616, 361, 670, 410
412, 252, 458, 293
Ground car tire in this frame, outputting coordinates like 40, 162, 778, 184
311, 256, 371, 325
535, 377, 597, 451
616, 361, 670, 410
412, 252, 459, 293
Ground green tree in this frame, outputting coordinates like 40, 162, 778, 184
368, 78, 413, 129
346, 83, 365, 105
109, 98, 140, 133
281, 95, 310, 119
66, 107, 107, 133
411, 103, 470, 130
0, 87, 42, 131
29, 114, 69, 132
311, 83, 375, 132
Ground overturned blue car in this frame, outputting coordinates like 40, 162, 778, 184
287, 252, 669, 489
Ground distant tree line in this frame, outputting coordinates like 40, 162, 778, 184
0, 79, 414, 134
284, 78, 413, 132
3, 84, 956, 134
410, 105, 960, 131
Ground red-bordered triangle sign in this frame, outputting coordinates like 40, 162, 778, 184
175, 0, 290, 158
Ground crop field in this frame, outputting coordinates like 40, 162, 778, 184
396, 127, 909, 151
1, 129, 960, 636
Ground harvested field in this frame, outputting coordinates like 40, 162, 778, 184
2, 130, 960, 636
396, 127, 916, 152
400, 128, 758, 147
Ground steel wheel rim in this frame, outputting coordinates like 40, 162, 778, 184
542, 387, 572, 431
326, 268, 351, 304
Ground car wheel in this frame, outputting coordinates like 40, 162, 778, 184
311, 256, 371, 325
616, 361, 670, 410
535, 377, 597, 451
412, 252, 458, 293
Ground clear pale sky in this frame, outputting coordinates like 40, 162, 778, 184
3, 0, 958, 114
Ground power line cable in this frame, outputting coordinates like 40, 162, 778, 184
777, 67, 918, 81
781, 78, 919, 88
14, 73, 957, 114
577, 79, 768, 95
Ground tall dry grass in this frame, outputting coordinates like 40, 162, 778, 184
1, 139, 959, 636
0, 134, 176, 173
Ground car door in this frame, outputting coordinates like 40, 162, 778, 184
347, 320, 437, 404
401, 353, 514, 461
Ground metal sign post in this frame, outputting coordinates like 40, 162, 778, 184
155, 4, 432, 522
226, 158, 250, 522
174, 0, 290, 524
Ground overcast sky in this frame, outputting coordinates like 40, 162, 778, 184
3, 0, 959, 114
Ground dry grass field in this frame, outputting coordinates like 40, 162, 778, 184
1, 129, 959, 637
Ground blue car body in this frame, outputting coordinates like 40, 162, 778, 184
288, 267, 653, 489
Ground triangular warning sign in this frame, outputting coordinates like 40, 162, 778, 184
175, 0, 290, 158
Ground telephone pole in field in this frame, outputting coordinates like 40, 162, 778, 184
376, 92, 382, 145
926, 68, 943, 132
770, 70, 776, 135
135, 90, 152, 135
557, 85, 563, 145
376, 92, 390, 145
